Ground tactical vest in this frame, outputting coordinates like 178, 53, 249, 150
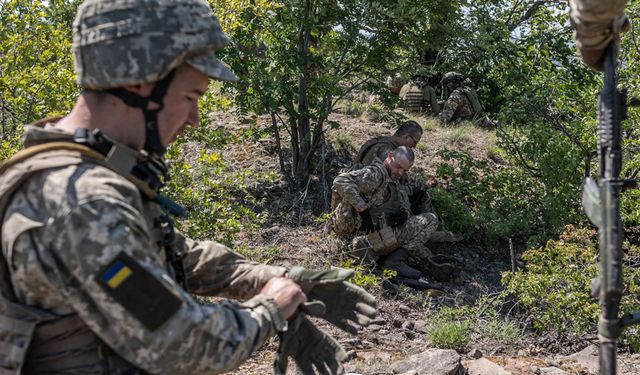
460, 87, 483, 115
0, 140, 172, 374
402, 84, 423, 112
355, 136, 397, 167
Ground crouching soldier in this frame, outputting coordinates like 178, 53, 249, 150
330, 146, 439, 285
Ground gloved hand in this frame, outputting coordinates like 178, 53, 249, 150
288, 266, 377, 334
387, 209, 409, 227
274, 312, 347, 375
359, 209, 376, 233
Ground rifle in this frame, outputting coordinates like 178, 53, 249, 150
582, 43, 640, 375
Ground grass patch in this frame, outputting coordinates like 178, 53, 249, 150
334, 132, 354, 151
428, 318, 471, 351
482, 317, 521, 345
441, 123, 476, 147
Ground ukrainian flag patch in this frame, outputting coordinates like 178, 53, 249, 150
101, 260, 132, 289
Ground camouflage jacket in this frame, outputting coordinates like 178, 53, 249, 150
570, 0, 627, 51
356, 136, 399, 166
438, 86, 481, 124
332, 161, 411, 220
0, 122, 287, 374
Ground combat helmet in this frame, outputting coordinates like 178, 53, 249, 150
440, 71, 465, 88
73, 0, 237, 155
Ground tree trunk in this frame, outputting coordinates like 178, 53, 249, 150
294, 0, 312, 187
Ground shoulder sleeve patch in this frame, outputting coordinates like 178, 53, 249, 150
97, 251, 183, 331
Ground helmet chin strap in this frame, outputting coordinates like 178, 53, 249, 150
105, 70, 177, 156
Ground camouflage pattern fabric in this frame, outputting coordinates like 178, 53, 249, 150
356, 136, 399, 166
73, 0, 237, 89
331, 162, 438, 264
399, 83, 424, 112
569, 0, 628, 52
438, 86, 481, 124
1, 123, 287, 374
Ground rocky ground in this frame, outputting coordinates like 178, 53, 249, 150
193, 109, 639, 374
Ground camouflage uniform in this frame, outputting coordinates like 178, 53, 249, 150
331, 161, 438, 264
438, 85, 483, 124
0, 122, 288, 374
569, 0, 629, 70
398, 83, 439, 113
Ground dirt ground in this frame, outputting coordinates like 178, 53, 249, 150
193, 110, 638, 374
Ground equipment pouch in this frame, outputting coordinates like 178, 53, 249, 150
366, 226, 399, 256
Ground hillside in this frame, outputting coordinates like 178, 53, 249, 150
171, 109, 640, 375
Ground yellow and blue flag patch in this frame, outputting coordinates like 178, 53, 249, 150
101, 260, 132, 289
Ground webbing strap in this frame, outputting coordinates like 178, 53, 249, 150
0, 143, 104, 175
0, 315, 33, 335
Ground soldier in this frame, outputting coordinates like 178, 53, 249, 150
569, 0, 629, 71
0, 0, 376, 374
331, 146, 439, 281
398, 73, 440, 114
354, 122, 461, 243
438, 72, 485, 125
356, 120, 423, 167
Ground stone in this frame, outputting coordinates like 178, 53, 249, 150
402, 320, 415, 330
393, 319, 404, 328
466, 358, 511, 375
565, 345, 599, 372
399, 304, 411, 314
398, 371, 418, 375
368, 324, 384, 332
391, 348, 463, 375
414, 320, 428, 333
539, 367, 568, 375
467, 348, 483, 359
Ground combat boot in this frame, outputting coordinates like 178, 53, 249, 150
378, 247, 422, 279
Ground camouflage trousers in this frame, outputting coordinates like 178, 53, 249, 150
345, 212, 439, 267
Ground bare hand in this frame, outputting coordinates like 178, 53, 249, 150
260, 277, 307, 319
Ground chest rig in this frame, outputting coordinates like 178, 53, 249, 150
0, 128, 186, 374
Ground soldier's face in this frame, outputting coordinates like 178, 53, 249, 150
157, 65, 210, 146
387, 155, 413, 180
402, 132, 422, 148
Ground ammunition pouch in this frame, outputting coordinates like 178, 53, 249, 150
366, 226, 399, 256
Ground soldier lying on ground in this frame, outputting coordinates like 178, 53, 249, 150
330, 146, 456, 286
438, 72, 495, 128
0, 0, 376, 374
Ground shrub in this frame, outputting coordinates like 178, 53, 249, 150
429, 187, 475, 237
428, 315, 471, 351
503, 226, 640, 345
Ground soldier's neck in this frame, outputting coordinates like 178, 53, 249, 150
55, 93, 145, 151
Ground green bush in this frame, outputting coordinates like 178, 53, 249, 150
504, 226, 640, 344
429, 187, 475, 237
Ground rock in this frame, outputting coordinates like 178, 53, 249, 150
402, 320, 415, 330
466, 358, 511, 375
565, 344, 599, 372
391, 348, 463, 375
517, 349, 527, 356
393, 319, 404, 328
398, 371, 418, 375
403, 329, 416, 339
538, 367, 568, 375
414, 320, 428, 333
368, 324, 384, 332
399, 304, 411, 314
370, 317, 387, 325
467, 348, 483, 359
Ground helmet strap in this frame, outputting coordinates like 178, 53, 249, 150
105, 69, 177, 156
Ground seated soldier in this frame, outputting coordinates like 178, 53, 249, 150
330, 146, 439, 281
355, 121, 460, 243
399, 73, 439, 114
438, 72, 485, 125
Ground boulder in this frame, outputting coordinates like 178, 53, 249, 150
391, 349, 463, 375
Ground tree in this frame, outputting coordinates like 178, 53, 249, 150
212, 0, 460, 187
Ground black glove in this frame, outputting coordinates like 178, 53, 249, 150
274, 312, 347, 375
359, 209, 376, 233
387, 209, 409, 227
289, 267, 377, 334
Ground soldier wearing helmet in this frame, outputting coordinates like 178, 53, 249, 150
0, 0, 375, 373
398, 68, 440, 114
438, 72, 485, 125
